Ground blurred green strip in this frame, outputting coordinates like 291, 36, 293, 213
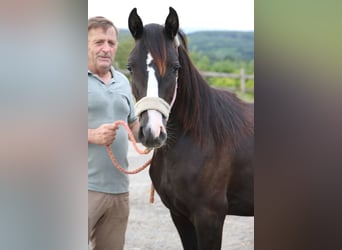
256, 1, 342, 81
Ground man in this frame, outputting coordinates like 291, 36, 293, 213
88, 16, 139, 250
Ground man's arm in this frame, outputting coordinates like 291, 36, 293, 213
129, 119, 140, 142
88, 123, 118, 146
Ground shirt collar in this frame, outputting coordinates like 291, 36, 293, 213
88, 66, 117, 83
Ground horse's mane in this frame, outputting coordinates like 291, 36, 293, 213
174, 31, 254, 149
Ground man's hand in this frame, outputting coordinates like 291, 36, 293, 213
88, 123, 118, 146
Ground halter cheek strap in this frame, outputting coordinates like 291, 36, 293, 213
174, 34, 180, 48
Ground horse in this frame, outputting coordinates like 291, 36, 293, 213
127, 7, 254, 250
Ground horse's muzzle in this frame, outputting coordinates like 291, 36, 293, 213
139, 125, 167, 148
138, 110, 167, 148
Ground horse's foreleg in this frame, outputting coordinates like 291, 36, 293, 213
170, 211, 199, 250
193, 210, 225, 250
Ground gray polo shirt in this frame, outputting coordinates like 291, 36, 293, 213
88, 66, 137, 194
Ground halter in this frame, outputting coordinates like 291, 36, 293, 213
134, 81, 178, 120
135, 96, 171, 119
134, 35, 180, 120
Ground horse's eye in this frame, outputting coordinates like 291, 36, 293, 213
173, 64, 181, 73
126, 64, 133, 73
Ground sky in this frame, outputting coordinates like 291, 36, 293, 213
88, 0, 254, 33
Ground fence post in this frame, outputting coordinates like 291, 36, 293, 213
240, 68, 246, 94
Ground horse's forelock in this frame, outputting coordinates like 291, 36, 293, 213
143, 24, 168, 76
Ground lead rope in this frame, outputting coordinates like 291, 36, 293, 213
107, 82, 178, 203
105, 120, 155, 203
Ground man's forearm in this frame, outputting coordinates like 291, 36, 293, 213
129, 120, 140, 142
88, 128, 96, 144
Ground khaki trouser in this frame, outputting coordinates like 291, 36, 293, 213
88, 190, 129, 250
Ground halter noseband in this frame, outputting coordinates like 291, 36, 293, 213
135, 96, 171, 120
134, 81, 178, 120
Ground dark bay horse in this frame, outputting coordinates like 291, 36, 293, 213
128, 7, 254, 250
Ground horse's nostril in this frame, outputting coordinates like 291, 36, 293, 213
159, 131, 167, 142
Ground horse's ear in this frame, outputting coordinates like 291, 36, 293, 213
128, 8, 143, 39
164, 7, 179, 40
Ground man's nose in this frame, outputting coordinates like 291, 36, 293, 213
102, 42, 111, 52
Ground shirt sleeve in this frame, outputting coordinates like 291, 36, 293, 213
128, 93, 138, 124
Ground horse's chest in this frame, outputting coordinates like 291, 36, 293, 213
155, 171, 188, 213
150, 151, 199, 211
152, 160, 185, 196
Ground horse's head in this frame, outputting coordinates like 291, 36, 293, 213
128, 7, 180, 148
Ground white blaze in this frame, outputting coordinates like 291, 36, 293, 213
145, 52, 166, 138
146, 53, 159, 97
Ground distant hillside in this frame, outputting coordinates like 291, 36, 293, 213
117, 29, 254, 100
117, 29, 254, 67
186, 31, 254, 62
118, 29, 132, 39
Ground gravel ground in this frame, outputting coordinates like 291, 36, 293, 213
124, 144, 254, 250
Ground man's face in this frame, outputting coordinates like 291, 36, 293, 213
88, 27, 118, 74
